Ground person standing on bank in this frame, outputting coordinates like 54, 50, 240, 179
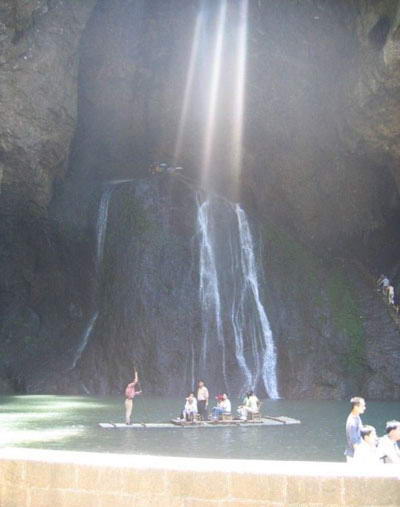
197, 380, 209, 420
344, 396, 366, 462
124, 370, 142, 425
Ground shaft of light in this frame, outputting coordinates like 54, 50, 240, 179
201, 0, 228, 188
231, 0, 248, 197
173, 11, 204, 164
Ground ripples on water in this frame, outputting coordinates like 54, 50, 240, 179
0, 396, 398, 462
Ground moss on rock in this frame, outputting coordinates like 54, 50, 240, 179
326, 271, 365, 373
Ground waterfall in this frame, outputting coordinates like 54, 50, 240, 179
96, 185, 114, 272
196, 196, 279, 399
235, 205, 279, 399
198, 198, 228, 388
69, 311, 99, 371
96, 180, 132, 271
70, 179, 133, 372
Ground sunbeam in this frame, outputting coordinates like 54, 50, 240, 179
231, 0, 249, 199
201, 0, 228, 189
173, 9, 205, 164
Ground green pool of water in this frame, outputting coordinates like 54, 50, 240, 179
0, 396, 398, 462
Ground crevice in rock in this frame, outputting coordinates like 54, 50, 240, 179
368, 16, 391, 50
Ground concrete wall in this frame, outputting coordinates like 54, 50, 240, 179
0, 448, 399, 506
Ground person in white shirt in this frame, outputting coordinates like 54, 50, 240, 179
237, 391, 260, 420
387, 285, 395, 305
377, 420, 400, 464
377, 275, 389, 293
182, 393, 198, 422
353, 425, 382, 465
211, 393, 231, 419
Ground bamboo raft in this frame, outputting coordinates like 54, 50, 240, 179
99, 415, 300, 429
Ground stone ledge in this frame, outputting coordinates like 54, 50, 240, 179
0, 448, 399, 506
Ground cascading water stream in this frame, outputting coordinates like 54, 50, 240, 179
96, 179, 133, 272
197, 197, 228, 388
96, 185, 115, 273
235, 204, 279, 399
70, 179, 133, 371
196, 195, 279, 399
68, 311, 99, 371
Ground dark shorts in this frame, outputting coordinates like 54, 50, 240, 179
198, 400, 208, 419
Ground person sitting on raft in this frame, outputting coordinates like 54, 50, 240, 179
182, 393, 198, 422
211, 393, 232, 420
237, 391, 260, 420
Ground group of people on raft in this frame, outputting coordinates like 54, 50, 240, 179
181, 380, 260, 423
124, 372, 260, 425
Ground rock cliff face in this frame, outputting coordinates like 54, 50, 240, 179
0, 0, 96, 391
1, 0, 400, 399
241, 0, 400, 257
342, 0, 400, 164
0, 0, 96, 209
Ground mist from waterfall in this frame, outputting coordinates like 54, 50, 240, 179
197, 196, 279, 399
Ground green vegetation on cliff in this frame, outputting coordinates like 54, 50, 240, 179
326, 272, 365, 373
264, 221, 365, 374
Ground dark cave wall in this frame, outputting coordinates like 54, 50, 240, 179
68, 0, 400, 252
0, 0, 400, 398
0, 0, 97, 391
261, 223, 400, 401
241, 0, 400, 255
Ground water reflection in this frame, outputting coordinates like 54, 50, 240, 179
0, 396, 399, 462
0, 427, 83, 446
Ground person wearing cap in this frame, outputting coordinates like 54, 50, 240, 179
377, 420, 400, 463
344, 396, 366, 462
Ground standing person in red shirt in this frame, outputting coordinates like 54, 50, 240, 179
124, 370, 142, 425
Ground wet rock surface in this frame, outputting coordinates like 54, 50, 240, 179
0, 0, 400, 399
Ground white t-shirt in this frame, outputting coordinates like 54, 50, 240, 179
197, 386, 209, 401
184, 398, 198, 413
221, 399, 231, 413
353, 440, 382, 465
378, 435, 400, 464
246, 395, 259, 412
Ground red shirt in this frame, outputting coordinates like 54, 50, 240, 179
125, 381, 137, 400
